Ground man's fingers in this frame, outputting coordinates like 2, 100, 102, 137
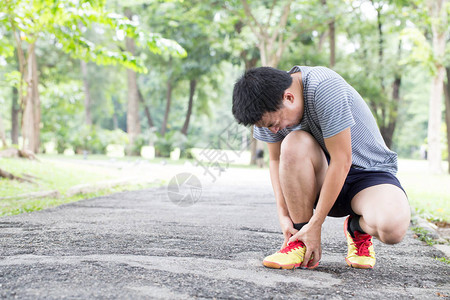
288, 232, 300, 244
301, 248, 313, 268
307, 249, 321, 269
281, 232, 293, 250
280, 239, 288, 250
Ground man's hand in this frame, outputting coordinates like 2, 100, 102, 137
288, 222, 322, 269
279, 215, 298, 250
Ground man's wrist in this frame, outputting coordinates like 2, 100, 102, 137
277, 207, 290, 219
309, 214, 326, 226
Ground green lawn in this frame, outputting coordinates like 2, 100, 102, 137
0, 157, 120, 197
397, 159, 450, 223
0, 156, 158, 216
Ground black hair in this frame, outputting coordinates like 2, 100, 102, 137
232, 67, 292, 126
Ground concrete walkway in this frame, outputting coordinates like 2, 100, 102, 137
0, 165, 449, 299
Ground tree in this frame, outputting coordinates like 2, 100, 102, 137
1, 0, 137, 152
426, 0, 447, 173
229, 0, 345, 163
371, 0, 405, 148
0, 113, 7, 147
444, 66, 450, 173
80, 60, 93, 126
337, 1, 409, 149
320, 0, 336, 68
124, 7, 141, 152
0, 0, 186, 154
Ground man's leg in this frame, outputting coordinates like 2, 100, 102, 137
351, 184, 410, 244
279, 131, 328, 223
262, 131, 327, 269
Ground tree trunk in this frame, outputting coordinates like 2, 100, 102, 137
181, 79, 197, 136
321, 0, 335, 68
112, 95, 119, 130
138, 88, 154, 128
0, 114, 7, 148
33, 47, 41, 154
444, 67, 450, 174
125, 8, 141, 152
427, 0, 446, 173
375, 4, 385, 91
329, 20, 336, 68
22, 43, 40, 153
382, 75, 402, 149
80, 60, 92, 126
161, 79, 172, 137
11, 86, 19, 144
428, 67, 445, 173
381, 40, 403, 149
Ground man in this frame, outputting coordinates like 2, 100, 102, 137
232, 66, 410, 269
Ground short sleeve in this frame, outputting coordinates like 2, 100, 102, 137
314, 77, 355, 139
253, 125, 284, 143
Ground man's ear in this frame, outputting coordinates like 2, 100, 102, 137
284, 91, 295, 103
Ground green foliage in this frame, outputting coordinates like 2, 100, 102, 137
0, 0, 186, 73
411, 226, 438, 246
0, 0, 447, 164
435, 257, 450, 265
69, 125, 129, 154
400, 28, 434, 73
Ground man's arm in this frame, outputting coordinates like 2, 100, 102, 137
289, 127, 352, 268
310, 127, 352, 226
267, 141, 298, 249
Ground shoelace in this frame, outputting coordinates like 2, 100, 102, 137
353, 232, 372, 256
280, 240, 305, 254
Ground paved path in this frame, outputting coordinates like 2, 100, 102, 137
0, 165, 449, 299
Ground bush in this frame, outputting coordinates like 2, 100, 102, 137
154, 131, 188, 158
69, 126, 128, 154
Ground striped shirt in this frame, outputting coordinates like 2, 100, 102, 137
253, 66, 398, 175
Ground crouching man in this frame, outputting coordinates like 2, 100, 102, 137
232, 66, 410, 269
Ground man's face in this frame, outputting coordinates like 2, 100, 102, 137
257, 97, 303, 134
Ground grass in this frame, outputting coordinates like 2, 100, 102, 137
397, 159, 450, 223
410, 226, 439, 246
435, 256, 450, 265
40, 153, 261, 169
0, 156, 160, 216
0, 182, 155, 216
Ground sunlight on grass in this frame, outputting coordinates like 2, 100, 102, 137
0, 182, 157, 217
398, 159, 450, 223
0, 156, 161, 216
0, 157, 119, 197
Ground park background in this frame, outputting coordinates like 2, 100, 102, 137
0, 0, 449, 231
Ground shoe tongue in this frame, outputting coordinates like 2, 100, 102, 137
281, 240, 305, 253
354, 231, 370, 239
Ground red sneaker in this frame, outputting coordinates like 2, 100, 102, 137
344, 216, 376, 269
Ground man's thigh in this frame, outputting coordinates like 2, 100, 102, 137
351, 184, 409, 221
324, 169, 409, 218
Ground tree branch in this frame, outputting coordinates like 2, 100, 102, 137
269, 0, 293, 48
241, 0, 267, 40
266, 0, 277, 27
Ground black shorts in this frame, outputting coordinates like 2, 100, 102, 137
315, 167, 406, 218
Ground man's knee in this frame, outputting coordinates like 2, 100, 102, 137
280, 131, 317, 165
376, 204, 411, 244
